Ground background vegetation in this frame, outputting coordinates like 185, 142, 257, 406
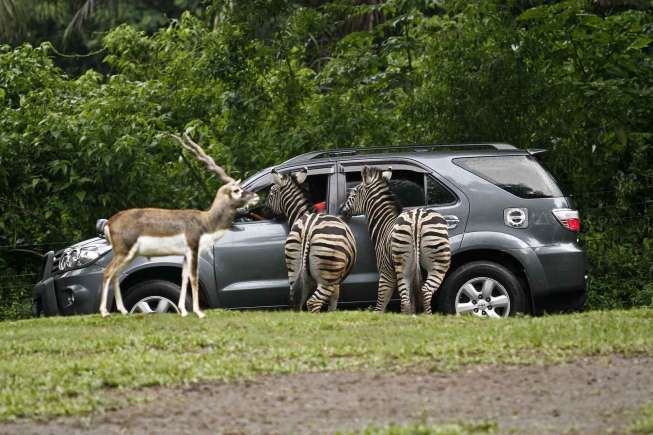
1, 0, 652, 320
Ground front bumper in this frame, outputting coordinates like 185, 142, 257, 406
32, 251, 57, 316
32, 251, 105, 316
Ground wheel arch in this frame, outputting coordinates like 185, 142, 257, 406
119, 266, 211, 308
447, 249, 533, 314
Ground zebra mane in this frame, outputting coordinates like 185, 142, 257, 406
283, 173, 316, 219
290, 175, 311, 198
380, 179, 402, 216
365, 167, 402, 215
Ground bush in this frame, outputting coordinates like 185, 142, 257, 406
1, 1, 651, 319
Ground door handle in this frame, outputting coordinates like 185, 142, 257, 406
443, 215, 460, 229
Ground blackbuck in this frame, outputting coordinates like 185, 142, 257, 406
98, 133, 259, 318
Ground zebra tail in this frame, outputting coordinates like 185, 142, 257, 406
412, 215, 423, 313
292, 231, 313, 311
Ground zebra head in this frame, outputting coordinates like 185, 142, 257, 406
340, 166, 393, 220
265, 168, 310, 220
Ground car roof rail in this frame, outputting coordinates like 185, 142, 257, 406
280, 143, 520, 166
281, 151, 328, 166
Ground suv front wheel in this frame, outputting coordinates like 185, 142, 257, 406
437, 261, 527, 318
124, 280, 187, 315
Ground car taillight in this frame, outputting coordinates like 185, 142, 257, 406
552, 209, 581, 232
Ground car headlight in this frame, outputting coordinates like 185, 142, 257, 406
58, 246, 101, 271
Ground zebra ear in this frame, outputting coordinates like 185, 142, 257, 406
362, 166, 373, 185
271, 169, 283, 185
292, 169, 308, 184
382, 169, 392, 181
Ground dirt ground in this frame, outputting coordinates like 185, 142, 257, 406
2, 355, 652, 435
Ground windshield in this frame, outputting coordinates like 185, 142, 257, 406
454, 155, 564, 199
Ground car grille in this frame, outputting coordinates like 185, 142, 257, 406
50, 251, 63, 275
38, 251, 56, 280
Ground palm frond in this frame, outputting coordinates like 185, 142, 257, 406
0, 0, 22, 42
63, 0, 97, 42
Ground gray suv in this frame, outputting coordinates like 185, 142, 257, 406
32, 144, 587, 317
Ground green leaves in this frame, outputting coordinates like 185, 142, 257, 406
1, 0, 652, 318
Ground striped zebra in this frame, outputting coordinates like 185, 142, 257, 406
340, 166, 450, 314
266, 169, 357, 312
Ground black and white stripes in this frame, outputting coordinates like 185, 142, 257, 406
391, 208, 450, 314
340, 167, 451, 313
266, 169, 357, 312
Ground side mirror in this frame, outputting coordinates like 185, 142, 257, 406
96, 219, 108, 237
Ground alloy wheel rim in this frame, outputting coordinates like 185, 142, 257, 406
129, 296, 180, 314
454, 277, 510, 318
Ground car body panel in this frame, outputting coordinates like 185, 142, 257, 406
214, 220, 290, 308
33, 144, 587, 316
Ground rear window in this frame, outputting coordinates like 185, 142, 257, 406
454, 155, 564, 199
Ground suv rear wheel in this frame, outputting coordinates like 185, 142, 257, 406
437, 261, 527, 317
124, 280, 188, 315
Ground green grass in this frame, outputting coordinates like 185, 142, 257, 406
630, 402, 653, 434
0, 308, 651, 421
344, 420, 497, 434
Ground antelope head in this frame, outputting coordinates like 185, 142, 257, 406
172, 132, 259, 212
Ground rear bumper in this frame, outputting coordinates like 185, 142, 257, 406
514, 243, 587, 314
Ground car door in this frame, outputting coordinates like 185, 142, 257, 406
335, 159, 470, 304
332, 162, 379, 304
212, 164, 336, 308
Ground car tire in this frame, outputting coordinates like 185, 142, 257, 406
124, 280, 189, 315
436, 261, 527, 317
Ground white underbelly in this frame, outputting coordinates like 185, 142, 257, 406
136, 234, 188, 257
199, 229, 226, 253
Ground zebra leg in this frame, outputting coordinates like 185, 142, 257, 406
393, 253, 415, 314
327, 285, 340, 312
298, 273, 316, 311
420, 272, 442, 315
395, 269, 414, 314
420, 279, 434, 315
420, 246, 451, 315
289, 277, 302, 310
421, 260, 450, 314
374, 274, 396, 312
306, 283, 335, 313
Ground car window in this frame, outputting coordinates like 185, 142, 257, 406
426, 175, 457, 205
247, 173, 330, 222
454, 155, 564, 199
304, 173, 329, 204
345, 169, 456, 208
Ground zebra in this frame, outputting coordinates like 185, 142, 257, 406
339, 166, 450, 314
265, 168, 357, 312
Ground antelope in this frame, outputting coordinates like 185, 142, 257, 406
98, 132, 259, 318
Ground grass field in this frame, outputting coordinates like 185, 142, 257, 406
0, 308, 651, 422
347, 420, 497, 434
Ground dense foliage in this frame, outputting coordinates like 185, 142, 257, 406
1, 0, 652, 319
